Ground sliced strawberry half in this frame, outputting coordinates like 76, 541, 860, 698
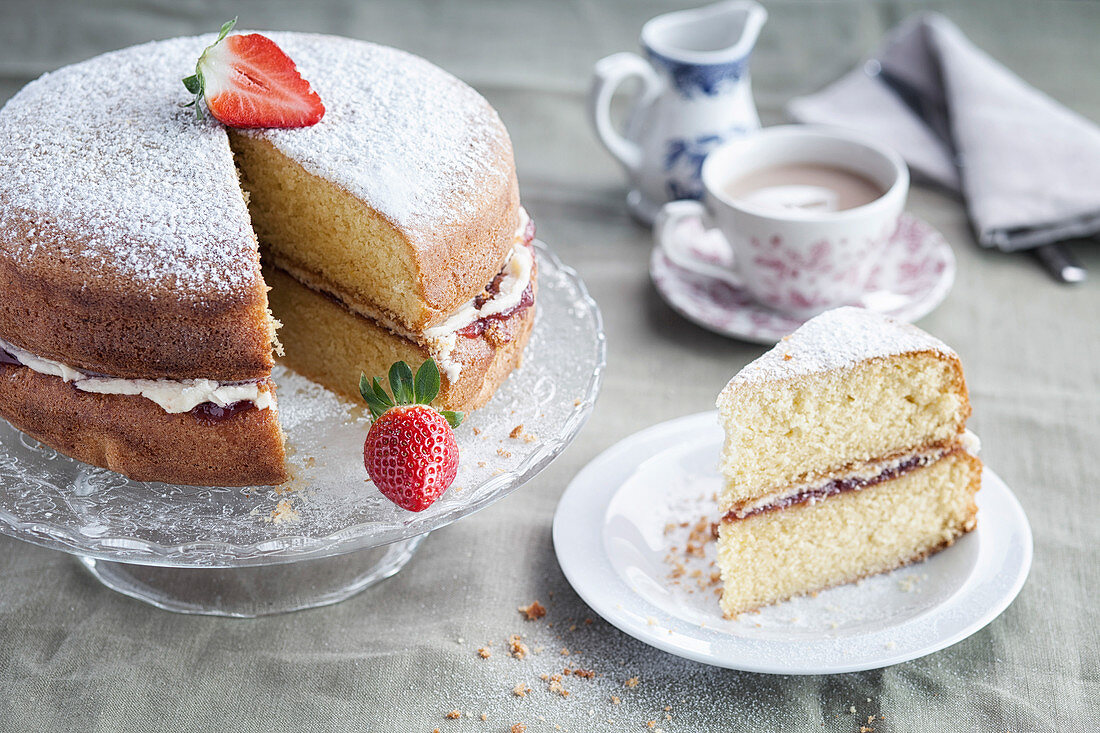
182, 18, 324, 129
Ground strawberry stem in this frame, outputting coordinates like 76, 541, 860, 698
214, 17, 238, 43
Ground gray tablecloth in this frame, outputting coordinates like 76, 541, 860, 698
1, 1, 1097, 731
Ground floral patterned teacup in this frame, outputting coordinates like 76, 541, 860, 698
654, 126, 909, 319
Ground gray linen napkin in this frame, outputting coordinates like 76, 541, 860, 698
788, 13, 1100, 252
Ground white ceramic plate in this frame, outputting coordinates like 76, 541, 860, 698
553, 411, 1032, 674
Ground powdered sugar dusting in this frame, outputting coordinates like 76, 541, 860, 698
243, 33, 511, 243
722, 307, 954, 392
0, 36, 259, 299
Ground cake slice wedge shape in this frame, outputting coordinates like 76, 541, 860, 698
714, 307, 981, 617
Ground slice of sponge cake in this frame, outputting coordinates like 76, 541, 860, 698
715, 307, 981, 617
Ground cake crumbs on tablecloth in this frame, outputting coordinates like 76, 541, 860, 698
513, 682, 530, 697
508, 634, 529, 659
510, 725, 526, 733
477, 647, 491, 659
547, 674, 570, 697
624, 677, 640, 688
519, 601, 547, 620
444, 709, 461, 719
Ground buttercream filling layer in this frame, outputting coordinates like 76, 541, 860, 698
0, 336, 272, 414
722, 434, 979, 522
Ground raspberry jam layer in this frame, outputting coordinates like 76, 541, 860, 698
189, 400, 255, 424
458, 280, 534, 338
457, 220, 537, 339
721, 451, 953, 523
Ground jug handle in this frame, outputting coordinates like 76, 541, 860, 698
588, 52, 662, 173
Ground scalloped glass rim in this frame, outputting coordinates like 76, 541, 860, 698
0, 241, 606, 567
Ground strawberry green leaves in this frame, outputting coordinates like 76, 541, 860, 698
358, 374, 393, 421
388, 361, 415, 404
414, 359, 441, 404
358, 359, 464, 427
439, 410, 464, 430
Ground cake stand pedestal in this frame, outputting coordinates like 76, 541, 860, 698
77, 535, 427, 617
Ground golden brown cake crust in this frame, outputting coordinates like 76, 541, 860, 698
411, 170, 521, 328
0, 33, 531, 486
0, 363, 287, 486
0, 36, 276, 380
0, 221, 273, 381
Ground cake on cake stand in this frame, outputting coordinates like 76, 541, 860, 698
0, 242, 605, 617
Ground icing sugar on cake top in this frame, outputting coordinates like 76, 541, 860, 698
724, 307, 954, 389
0, 35, 257, 299
0, 32, 512, 299
249, 33, 513, 243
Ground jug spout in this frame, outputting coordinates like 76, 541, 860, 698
642, 0, 767, 68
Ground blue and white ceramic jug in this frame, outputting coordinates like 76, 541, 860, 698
589, 0, 767, 224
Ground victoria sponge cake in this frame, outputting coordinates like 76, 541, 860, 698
714, 307, 981, 617
0, 32, 536, 486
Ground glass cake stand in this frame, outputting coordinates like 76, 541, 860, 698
0, 241, 605, 617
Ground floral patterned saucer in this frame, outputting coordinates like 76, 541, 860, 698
650, 213, 956, 344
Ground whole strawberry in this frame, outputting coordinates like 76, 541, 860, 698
360, 359, 464, 512
182, 18, 324, 128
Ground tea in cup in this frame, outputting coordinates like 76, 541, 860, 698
654, 126, 909, 318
